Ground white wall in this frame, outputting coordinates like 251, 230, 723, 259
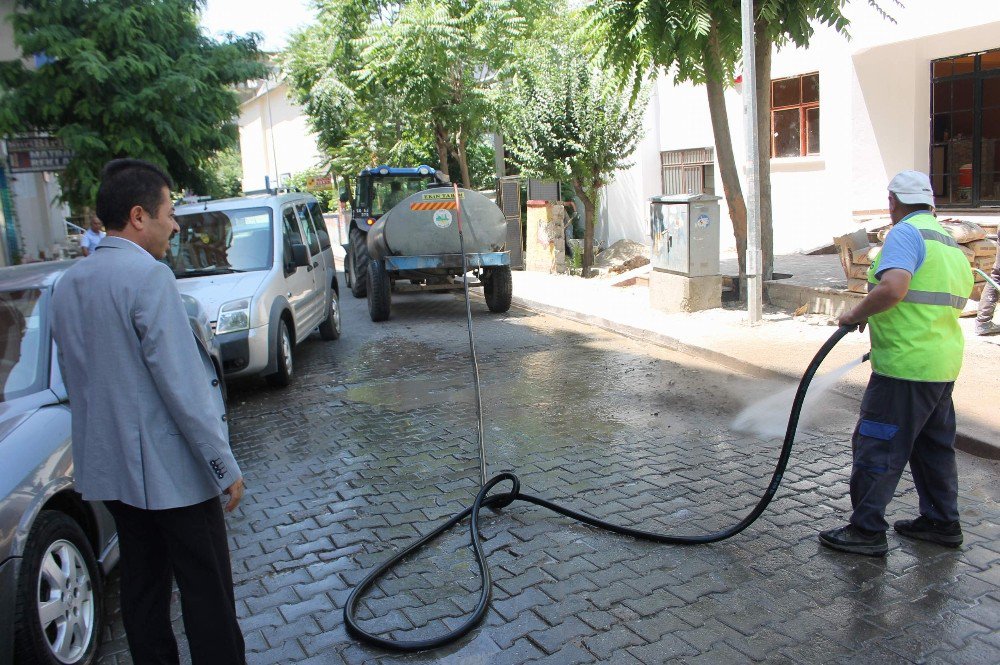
238, 79, 322, 192
599, 1, 1000, 257
11, 171, 71, 261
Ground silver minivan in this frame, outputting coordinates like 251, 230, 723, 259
169, 192, 342, 387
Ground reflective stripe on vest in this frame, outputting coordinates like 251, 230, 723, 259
866, 213, 973, 382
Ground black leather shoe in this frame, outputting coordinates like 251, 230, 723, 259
819, 524, 888, 556
894, 516, 963, 547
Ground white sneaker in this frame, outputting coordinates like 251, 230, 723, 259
976, 321, 1000, 336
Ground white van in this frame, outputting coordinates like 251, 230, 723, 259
167, 192, 341, 387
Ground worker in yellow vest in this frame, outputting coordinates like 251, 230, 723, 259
821, 171, 973, 556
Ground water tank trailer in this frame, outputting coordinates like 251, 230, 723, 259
343, 166, 512, 321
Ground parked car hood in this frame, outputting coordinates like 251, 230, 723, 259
174, 271, 268, 322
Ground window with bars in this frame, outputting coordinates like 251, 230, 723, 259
771, 73, 820, 158
930, 47, 1000, 207
661, 148, 715, 196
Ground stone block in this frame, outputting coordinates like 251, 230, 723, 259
649, 270, 721, 313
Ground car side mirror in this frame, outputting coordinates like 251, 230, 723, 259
291, 243, 310, 268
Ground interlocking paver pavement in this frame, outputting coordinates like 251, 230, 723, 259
96, 281, 1000, 664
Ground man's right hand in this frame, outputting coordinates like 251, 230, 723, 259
224, 477, 245, 512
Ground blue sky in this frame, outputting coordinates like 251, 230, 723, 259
200, 0, 316, 52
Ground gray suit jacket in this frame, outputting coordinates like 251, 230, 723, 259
52, 236, 241, 509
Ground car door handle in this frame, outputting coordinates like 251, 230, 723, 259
312, 260, 318, 268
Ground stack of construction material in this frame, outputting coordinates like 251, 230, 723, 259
839, 219, 998, 299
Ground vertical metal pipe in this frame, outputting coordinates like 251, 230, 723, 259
454, 184, 488, 487
742, 0, 763, 325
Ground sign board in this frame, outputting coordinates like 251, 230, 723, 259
305, 175, 334, 191
6, 135, 73, 173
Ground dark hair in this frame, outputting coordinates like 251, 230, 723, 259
95, 159, 174, 231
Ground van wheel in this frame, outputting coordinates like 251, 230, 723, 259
14, 511, 103, 665
367, 259, 391, 322
484, 266, 513, 313
319, 288, 341, 340
349, 228, 369, 299
265, 319, 293, 388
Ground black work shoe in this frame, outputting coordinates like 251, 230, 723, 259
819, 524, 888, 556
894, 516, 963, 548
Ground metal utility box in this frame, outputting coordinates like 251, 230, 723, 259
649, 194, 721, 277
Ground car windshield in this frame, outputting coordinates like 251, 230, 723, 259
0, 288, 47, 402
370, 177, 433, 215
166, 207, 273, 277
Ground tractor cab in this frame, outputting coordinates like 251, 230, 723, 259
353, 165, 450, 221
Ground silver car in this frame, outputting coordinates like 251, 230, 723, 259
169, 192, 342, 387
0, 261, 224, 665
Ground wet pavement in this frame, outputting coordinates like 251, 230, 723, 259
97, 279, 1000, 664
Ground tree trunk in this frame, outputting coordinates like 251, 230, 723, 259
434, 122, 450, 176
455, 127, 472, 189
339, 175, 353, 203
575, 180, 597, 278
755, 19, 774, 280
706, 23, 748, 278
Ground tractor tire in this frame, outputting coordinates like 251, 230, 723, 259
349, 227, 370, 299
484, 265, 513, 313
367, 259, 391, 322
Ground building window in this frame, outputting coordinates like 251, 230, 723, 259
770, 73, 820, 158
930, 47, 1000, 207
662, 148, 715, 196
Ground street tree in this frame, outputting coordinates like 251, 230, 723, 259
501, 31, 647, 276
588, 0, 896, 280
0, 0, 266, 211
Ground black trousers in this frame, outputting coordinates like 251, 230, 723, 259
849, 373, 959, 533
106, 498, 245, 665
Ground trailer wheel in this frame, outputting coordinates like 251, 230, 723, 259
484, 266, 513, 313
349, 227, 370, 299
367, 259, 391, 322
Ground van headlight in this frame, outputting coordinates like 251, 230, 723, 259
216, 299, 251, 334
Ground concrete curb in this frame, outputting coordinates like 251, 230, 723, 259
503, 293, 1000, 462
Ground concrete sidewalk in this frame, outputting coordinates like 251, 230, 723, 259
502, 268, 1000, 459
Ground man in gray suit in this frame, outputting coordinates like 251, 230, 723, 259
52, 159, 246, 664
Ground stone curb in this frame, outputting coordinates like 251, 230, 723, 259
499, 293, 1000, 462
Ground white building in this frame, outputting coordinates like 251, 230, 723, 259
238, 76, 323, 192
599, 0, 1000, 256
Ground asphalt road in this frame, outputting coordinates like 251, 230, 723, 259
97, 275, 1000, 664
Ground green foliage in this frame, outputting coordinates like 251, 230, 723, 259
282, 0, 555, 189
588, 0, 898, 94
200, 146, 244, 199
0, 0, 267, 211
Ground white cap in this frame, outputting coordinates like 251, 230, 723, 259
888, 170, 934, 207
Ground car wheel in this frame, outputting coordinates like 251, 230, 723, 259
318, 287, 342, 341
349, 227, 370, 299
265, 319, 293, 388
14, 510, 103, 665
484, 266, 513, 313
367, 259, 391, 322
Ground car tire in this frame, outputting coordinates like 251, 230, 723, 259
367, 259, 391, 322
14, 510, 103, 665
265, 318, 293, 388
484, 266, 513, 313
349, 227, 370, 299
318, 287, 342, 341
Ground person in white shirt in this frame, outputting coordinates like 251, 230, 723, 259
80, 216, 105, 256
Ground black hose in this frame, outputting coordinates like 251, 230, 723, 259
344, 221, 863, 649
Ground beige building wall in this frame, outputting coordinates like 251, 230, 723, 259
238, 78, 322, 192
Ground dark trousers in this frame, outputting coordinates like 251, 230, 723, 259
849, 373, 959, 533
106, 498, 245, 665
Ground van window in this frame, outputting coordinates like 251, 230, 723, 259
307, 200, 331, 250
282, 206, 302, 273
295, 203, 321, 255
